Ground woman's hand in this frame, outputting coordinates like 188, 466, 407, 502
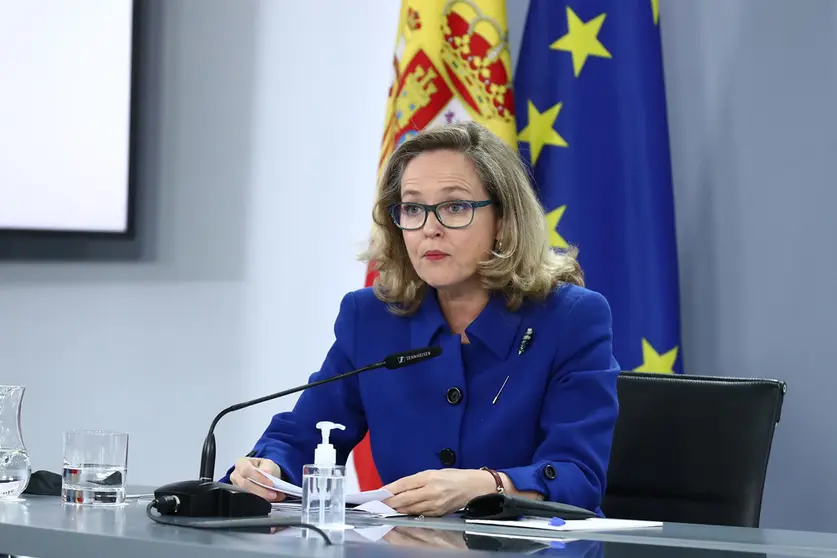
382, 469, 496, 516
229, 457, 285, 502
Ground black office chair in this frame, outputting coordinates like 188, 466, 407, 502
602, 371, 786, 527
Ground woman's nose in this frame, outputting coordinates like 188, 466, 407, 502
423, 211, 444, 236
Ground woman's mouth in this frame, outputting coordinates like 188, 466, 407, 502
423, 250, 449, 261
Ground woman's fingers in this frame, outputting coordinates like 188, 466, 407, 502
230, 457, 283, 501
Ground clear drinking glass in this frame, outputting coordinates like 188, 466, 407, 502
0, 385, 31, 500
62, 430, 129, 505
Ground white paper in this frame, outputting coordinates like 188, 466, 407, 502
273, 499, 401, 518
248, 473, 303, 498
353, 500, 402, 516
248, 471, 394, 506
465, 517, 662, 532
346, 488, 395, 506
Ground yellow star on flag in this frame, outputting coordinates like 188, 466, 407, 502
518, 100, 568, 167
651, 0, 660, 25
545, 205, 568, 249
550, 7, 612, 77
633, 338, 678, 374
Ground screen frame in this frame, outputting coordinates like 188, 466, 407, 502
0, 0, 141, 239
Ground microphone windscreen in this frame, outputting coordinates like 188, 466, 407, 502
384, 346, 442, 369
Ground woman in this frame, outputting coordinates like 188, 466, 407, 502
226, 121, 620, 517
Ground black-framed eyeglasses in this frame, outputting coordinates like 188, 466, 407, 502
387, 200, 493, 230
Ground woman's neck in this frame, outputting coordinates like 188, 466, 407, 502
436, 284, 490, 338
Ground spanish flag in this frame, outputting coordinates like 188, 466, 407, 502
353, 0, 518, 492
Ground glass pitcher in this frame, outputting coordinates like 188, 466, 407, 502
0, 385, 31, 499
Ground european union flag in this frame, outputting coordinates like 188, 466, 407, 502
514, 0, 682, 374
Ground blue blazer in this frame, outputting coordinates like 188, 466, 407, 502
224, 283, 620, 513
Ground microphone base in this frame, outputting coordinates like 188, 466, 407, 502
153, 479, 272, 518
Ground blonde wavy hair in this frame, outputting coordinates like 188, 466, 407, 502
362, 121, 583, 315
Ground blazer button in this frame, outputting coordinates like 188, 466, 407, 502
446, 387, 462, 405
439, 448, 456, 467
544, 464, 557, 480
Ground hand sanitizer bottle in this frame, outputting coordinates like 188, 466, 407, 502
301, 421, 346, 530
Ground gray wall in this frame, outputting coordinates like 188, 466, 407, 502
660, 0, 837, 530
0, 0, 834, 531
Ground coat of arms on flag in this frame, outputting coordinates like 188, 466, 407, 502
377, 0, 518, 171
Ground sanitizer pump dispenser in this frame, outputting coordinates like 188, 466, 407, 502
301, 421, 346, 529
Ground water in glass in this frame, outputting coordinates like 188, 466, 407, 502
62, 430, 128, 505
0, 386, 31, 500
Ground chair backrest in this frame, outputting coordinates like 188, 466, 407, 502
602, 372, 786, 527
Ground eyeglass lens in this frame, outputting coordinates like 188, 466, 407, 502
393, 201, 474, 229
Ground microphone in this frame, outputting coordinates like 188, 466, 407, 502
151, 346, 442, 518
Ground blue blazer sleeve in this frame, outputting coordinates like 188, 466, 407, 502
220, 292, 367, 486
498, 289, 619, 512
